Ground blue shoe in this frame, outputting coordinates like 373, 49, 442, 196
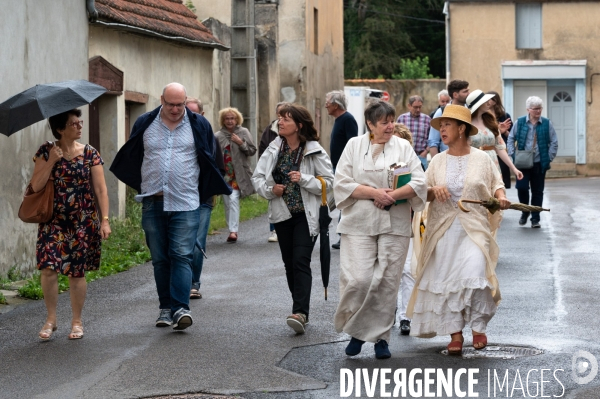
374, 339, 391, 359
155, 309, 172, 327
172, 308, 193, 331
345, 337, 365, 356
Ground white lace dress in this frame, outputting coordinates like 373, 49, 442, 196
410, 154, 498, 337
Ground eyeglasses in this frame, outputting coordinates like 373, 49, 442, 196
67, 120, 84, 128
529, 107, 543, 111
164, 101, 186, 109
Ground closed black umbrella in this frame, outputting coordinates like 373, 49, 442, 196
0, 80, 107, 136
316, 177, 332, 300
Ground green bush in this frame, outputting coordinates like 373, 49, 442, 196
392, 56, 436, 80
17, 191, 268, 300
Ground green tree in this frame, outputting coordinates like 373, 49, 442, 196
392, 56, 434, 79
344, 0, 445, 79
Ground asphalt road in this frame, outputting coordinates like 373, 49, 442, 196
1, 177, 599, 399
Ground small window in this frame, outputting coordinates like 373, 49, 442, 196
516, 3, 542, 49
553, 91, 572, 102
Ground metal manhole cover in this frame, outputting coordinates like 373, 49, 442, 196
441, 346, 543, 359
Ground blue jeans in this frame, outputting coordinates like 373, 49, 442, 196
192, 203, 213, 290
141, 197, 200, 314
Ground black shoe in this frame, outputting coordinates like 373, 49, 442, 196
374, 339, 391, 359
399, 320, 411, 335
519, 213, 529, 226
531, 220, 541, 228
155, 309, 172, 327
332, 240, 340, 250
172, 308, 193, 331
345, 337, 365, 356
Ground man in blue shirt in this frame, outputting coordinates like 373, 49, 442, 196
111, 83, 230, 330
428, 80, 470, 157
507, 96, 558, 228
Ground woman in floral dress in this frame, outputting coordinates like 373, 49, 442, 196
30, 109, 111, 341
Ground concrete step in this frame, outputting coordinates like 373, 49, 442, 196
547, 162, 577, 178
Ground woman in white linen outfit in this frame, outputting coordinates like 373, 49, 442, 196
333, 100, 427, 359
406, 105, 510, 355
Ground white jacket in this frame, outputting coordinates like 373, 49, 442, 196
252, 137, 335, 236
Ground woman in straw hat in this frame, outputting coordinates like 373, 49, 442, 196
466, 89, 523, 181
406, 105, 510, 355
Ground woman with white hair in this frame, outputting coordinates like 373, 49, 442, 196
215, 107, 257, 243
506, 96, 558, 228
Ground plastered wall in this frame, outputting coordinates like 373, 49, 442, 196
0, 0, 89, 275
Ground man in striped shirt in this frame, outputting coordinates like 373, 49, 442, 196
396, 95, 430, 170
111, 83, 230, 331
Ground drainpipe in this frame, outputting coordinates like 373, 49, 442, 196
86, 0, 98, 23
443, 1, 450, 84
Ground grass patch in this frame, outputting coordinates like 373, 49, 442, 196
209, 194, 268, 234
17, 191, 268, 299
0, 291, 6, 305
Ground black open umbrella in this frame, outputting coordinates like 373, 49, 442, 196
0, 80, 107, 136
316, 177, 332, 300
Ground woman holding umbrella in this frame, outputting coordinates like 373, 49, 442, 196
31, 109, 111, 340
407, 105, 510, 354
252, 104, 333, 334
333, 100, 427, 359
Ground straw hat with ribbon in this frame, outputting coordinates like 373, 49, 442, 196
465, 89, 495, 115
430, 104, 479, 136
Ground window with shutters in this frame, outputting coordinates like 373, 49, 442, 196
516, 3, 542, 49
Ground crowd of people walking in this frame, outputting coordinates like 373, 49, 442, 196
24, 78, 558, 360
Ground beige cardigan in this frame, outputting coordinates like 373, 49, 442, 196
407, 149, 505, 317
215, 126, 257, 197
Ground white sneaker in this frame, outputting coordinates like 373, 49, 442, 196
268, 231, 278, 242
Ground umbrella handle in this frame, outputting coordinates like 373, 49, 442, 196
315, 176, 327, 207
460, 199, 484, 204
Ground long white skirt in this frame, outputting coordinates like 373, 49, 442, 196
335, 233, 410, 343
410, 218, 497, 338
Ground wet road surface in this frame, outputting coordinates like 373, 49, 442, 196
0, 177, 599, 398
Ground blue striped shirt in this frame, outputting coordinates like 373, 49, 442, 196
136, 110, 200, 211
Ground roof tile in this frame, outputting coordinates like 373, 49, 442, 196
95, 0, 224, 48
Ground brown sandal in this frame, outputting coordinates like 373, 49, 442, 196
39, 322, 57, 341
69, 322, 84, 340
226, 232, 238, 243
472, 332, 487, 350
447, 332, 464, 355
